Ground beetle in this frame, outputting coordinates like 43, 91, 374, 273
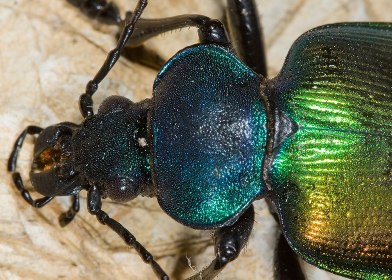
4, 0, 390, 278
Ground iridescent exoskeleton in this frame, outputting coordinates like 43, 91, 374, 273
8, 0, 391, 279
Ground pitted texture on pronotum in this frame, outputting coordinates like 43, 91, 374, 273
269, 23, 392, 279
151, 45, 267, 229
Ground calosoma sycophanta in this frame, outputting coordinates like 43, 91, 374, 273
4, 0, 390, 278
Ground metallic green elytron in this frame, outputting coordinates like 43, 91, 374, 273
269, 23, 392, 279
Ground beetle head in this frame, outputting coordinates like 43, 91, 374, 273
72, 96, 153, 202
30, 122, 85, 196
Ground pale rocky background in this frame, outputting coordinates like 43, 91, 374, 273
0, 1, 391, 279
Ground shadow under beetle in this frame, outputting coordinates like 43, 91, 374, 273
8, 0, 392, 279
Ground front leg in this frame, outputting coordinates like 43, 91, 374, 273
87, 185, 169, 280
59, 194, 80, 227
186, 205, 255, 280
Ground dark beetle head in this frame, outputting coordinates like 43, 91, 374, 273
30, 122, 84, 196
72, 96, 152, 202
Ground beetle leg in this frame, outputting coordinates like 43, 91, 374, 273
87, 185, 169, 280
66, 0, 121, 25
121, 15, 230, 47
79, 0, 147, 118
186, 205, 254, 280
267, 203, 305, 280
274, 233, 305, 280
120, 13, 231, 70
59, 194, 80, 227
226, 0, 267, 76
69, 0, 230, 47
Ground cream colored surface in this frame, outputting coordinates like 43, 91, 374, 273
0, 1, 390, 279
